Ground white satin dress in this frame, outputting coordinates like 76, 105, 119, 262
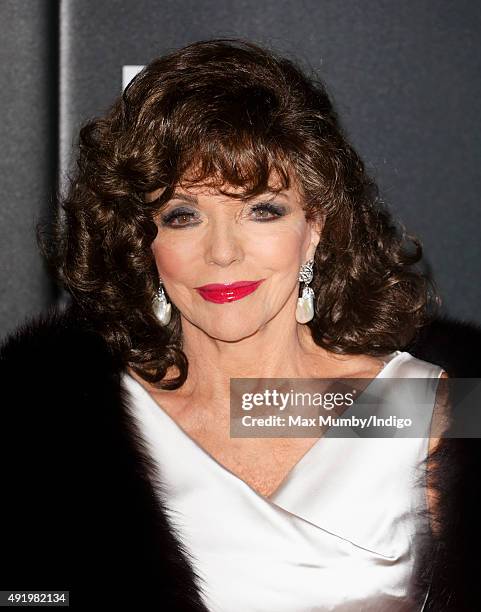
122, 350, 444, 612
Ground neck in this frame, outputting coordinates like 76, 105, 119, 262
175, 309, 346, 405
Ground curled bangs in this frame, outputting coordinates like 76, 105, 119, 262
175, 139, 293, 200
150, 141, 296, 212
142, 89, 302, 209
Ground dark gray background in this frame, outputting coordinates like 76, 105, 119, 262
1, 0, 480, 341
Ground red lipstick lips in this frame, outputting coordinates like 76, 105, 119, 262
195, 279, 265, 304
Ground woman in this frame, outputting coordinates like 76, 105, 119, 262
0, 38, 479, 611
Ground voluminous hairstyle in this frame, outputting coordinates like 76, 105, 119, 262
38, 37, 440, 389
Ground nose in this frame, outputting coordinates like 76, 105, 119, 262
204, 214, 244, 267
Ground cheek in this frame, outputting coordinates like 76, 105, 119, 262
150, 233, 197, 280
247, 220, 309, 265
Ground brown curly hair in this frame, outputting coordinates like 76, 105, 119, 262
37, 37, 440, 389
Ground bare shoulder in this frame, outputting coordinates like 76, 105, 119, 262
126, 366, 190, 415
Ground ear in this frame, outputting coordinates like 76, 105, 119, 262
305, 215, 324, 261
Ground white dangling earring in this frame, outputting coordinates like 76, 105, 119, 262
296, 259, 315, 324
153, 279, 172, 326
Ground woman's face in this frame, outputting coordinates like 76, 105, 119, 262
147, 173, 322, 341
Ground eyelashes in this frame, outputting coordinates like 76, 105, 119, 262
159, 202, 288, 228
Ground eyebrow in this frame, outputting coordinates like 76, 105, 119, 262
169, 192, 199, 204
168, 190, 289, 204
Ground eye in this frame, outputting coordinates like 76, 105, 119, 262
159, 202, 287, 228
160, 207, 199, 228
250, 202, 287, 221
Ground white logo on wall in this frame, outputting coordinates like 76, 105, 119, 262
122, 65, 145, 92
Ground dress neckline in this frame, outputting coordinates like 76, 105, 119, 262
123, 350, 405, 504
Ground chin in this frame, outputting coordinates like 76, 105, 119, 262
193, 317, 262, 343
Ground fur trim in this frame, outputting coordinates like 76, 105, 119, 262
408, 313, 481, 377
0, 304, 209, 609
409, 314, 481, 610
